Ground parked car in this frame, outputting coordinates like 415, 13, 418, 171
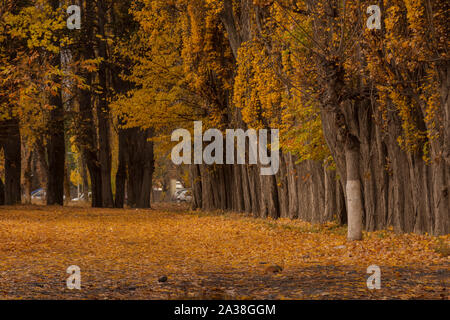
72, 192, 91, 202
31, 188, 46, 200
176, 190, 192, 203
172, 188, 187, 201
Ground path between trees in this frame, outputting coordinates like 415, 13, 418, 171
0, 204, 448, 299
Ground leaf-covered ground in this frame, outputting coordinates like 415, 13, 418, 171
0, 204, 448, 300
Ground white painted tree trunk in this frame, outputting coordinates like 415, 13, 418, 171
346, 148, 363, 240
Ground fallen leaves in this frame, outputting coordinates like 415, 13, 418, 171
0, 205, 448, 300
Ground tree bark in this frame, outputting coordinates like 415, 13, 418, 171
35, 138, 48, 196
46, 95, 65, 206
64, 161, 71, 205
0, 178, 4, 205
125, 128, 154, 208
78, 83, 102, 207
114, 129, 127, 208
191, 164, 202, 210
46, 0, 65, 206
136, 129, 154, 209
22, 145, 33, 204
2, 119, 21, 205
345, 146, 363, 240
95, 0, 114, 207
76, 0, 103, 207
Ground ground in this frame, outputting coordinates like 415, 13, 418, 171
0, 204, 448, 300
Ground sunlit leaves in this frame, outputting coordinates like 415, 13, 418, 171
0, 206, 448, 299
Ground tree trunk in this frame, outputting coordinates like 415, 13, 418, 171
286, 153, 299, 219
114, 129, 127, 208
125, 128, 154, 208
35, 138, 48, 196
46, 105, 65, 206
75, 0, 103, 208
0, 178, 5, 205
85, 153, 103, 208
95, 0, 114, 208
433, 62, 450, 235
47, 0, 65, 206
64, 161, 71, 205
80, 156, 89, 198
345, 146, 363, 240
324, 163, 337, 221
22, 146, 33, 204
259, 173, 280, 219
3, 119, 21, 205
78, 83, 103, 207
136, 129, 154, 209
191, 164, 202, 210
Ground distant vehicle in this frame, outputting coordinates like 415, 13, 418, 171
72, 192, 91, 202
172, 188, 186, 201
176, 190, 192, 203
176, 181, 184, 189
31, 188, 43, 196
31, 188, 46, 200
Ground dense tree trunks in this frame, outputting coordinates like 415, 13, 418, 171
190, 0, 449, 236
189, 78, 448, 236
192, 154, 337, 224
2, 119, 21, 205
432, 62, 450, 235
187, 123, 439, 236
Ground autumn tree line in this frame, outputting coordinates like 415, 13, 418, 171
0, 1, 448, 238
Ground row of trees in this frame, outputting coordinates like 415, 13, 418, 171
0, 0, 155, 208
1, 1, 448, 237
113, 0, 449, 237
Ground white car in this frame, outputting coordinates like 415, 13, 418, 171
172, 189, 186, 201
31, 188, 46, 200
72, 192, 91, 202
176, 190, 192, 202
